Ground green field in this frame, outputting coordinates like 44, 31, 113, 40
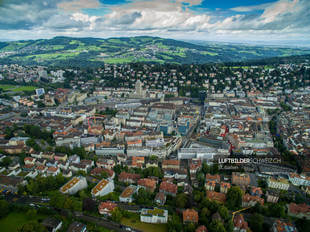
121, 214, 168, 232
0, 85, 37, 92
1, 36, 310, 66
0, 212, 46, 232
0, 85, 15, 90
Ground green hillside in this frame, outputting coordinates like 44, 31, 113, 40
0, 36, 309, 66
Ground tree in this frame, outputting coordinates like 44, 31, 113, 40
209, 221, 226, 232
142, 167, 163, 178
176, 193, 188, 208
0, 157, 12, 167
168, 214, 182, 232
295, 219, 310, 232
111, 207, 123, 223
83, 198, 97, 212
18, 221, 47, 232
134, 188, 153, 205
218, 205, 229, 221
225, 186, 243, 210
26, 209, 37, 219
249, 213, 264, 232
267, 203, 286, 218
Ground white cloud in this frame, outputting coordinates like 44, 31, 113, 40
230, 3, 272, 12
0, 0, 309, 45
57, 0, 101, 12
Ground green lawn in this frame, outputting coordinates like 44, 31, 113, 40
0, 212, 46, 232
12, 86, 37, 92
121, 214, 168, 232
0, 84, 37, 92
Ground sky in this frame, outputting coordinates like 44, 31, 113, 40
0, 0, 309, 45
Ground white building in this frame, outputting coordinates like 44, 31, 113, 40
119, 185, 139, 203
91, 178, 114, 197
140, 208, 168, 224
289, 173, 310, 186
60, 176, 88, 195
267, 177, 290, 190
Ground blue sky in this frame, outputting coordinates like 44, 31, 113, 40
0, 0, 309, 45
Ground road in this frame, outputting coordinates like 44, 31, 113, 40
181, 104, 203, 148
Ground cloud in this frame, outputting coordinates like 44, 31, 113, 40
0, 0, 59, 30
230, 3, 272, 12
0, 0, 309, 45
57, 0, 101, 12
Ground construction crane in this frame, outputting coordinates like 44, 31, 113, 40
231, 206, 252, 221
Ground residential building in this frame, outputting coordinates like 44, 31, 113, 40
272, 220, 297, 232
98, 201, 117, 216
91, 178, 114, 197
162, 160, 180, 170
266, 190, 280, 203
118, 172, 140, 184
287, 203, 310, 219
42, 217, 62, 232
289, 173, 310, 186
60, 176, 88, 195
54, 153, 68, 162
140, 208, 168, 224
155, 192, 166, 205
196, 225, 208, 232
267, 177, 290, 190
242, 194, 264, 207
189, 159, 202, 174
47, 166, 60, 176
205, 174, 220, 183
233, 214, 249, 232
205, 181, 216, 191
183, 209, 198, 224
24, 157, 36, 165
232, 172, 250, 188
119, 185, 139, 203
206, 191, 226, 204
67, 222, 87, 232
250, 187, 263, 197
138, 178, 157, 193
159, 181, 177, 196
220, 182, 231, 194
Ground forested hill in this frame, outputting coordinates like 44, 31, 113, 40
0, 36, 310, 67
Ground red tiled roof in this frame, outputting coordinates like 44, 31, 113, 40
206, 191, 226, 203
288, 203, 310, 214
243, 194, 264, 205
98, 201, 117, 213
47, 166, 59, 172
159, 181, 177, 194
162, 160, 180, 166
234, 214, 248, 230
118, 172, 140, 182
196, 225, 207, 232
205, 174, 220, 183
183, 209, 198, 223
138, 178, 156, 191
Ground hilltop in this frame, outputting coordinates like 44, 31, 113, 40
0, 36, 310, 66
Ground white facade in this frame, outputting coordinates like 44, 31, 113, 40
289, 174, 310, 186
267, 178, 290, 190
60, 176, 88, 195
140, 208, 168, 224
91, 179, 115, 197
119, 185, 139, 203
